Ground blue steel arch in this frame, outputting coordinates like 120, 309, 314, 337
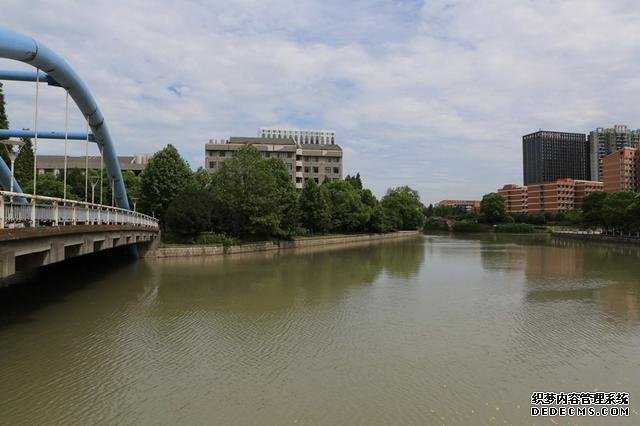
0, 27, 130, 209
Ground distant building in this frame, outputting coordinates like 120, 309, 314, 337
205, 136, 342, 189
522, 130, 590, 185
602, 147, 639, 192
589, 125, 640, 181
259, 128, 336, 145
36, 154, 151, 175
498, 179, 603, 215
437, 200, 480, 212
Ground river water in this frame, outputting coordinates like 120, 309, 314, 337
1, 235, 639, 425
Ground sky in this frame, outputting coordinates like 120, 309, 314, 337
2, 0, 640, 203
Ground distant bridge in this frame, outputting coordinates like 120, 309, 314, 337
0, 28, 159, 279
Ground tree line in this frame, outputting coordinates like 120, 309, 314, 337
139, 144, 426, 242
426, 190, 640, 234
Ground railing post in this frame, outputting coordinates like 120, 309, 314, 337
115, 210, 118, 224
86, 206, 89, 225
0, 196, 4, 229
53, 201, 59, 226
72, 204, 77, 225
31, 199, 37, 228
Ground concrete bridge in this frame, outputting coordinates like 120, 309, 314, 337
0, 191, 159, 279
0, 28, 161, 281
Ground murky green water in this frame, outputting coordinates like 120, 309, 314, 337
1, 235, 639, 424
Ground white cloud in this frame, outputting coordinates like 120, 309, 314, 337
2, 0, 640, 203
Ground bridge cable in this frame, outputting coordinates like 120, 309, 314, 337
63, 90, 69, 202
32, 69, 39, 196
99, 149, 103, 205
84, 122, 89, 202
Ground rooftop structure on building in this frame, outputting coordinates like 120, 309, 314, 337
589, 125, 640, 181
498, 179, 602, 215
522, 130, 590, 185
259, 127, 336, 145
206, 136, 342, 189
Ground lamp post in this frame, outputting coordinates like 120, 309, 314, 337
0, 138, 25, 193
90, 179, 98, 204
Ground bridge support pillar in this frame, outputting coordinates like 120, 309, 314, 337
0, 249, 15, 279
82, 236, 94, 255
50, 241, 65, 263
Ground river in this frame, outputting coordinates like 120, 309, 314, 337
0, 234, 639, 424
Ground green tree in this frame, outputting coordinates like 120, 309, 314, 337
35, 173, 65, 198
13, 138, 34, 193
210, 146, 298, 239
381, 186, 425, 230
299, 178, 330, 233
582, 191, 607, 229
602, 192, 636, 232
480, 192, 507, 224
165, 187, 214, 241
122, 170, 141, 207
345, 173, 363, 190
139, 144, 193, 226
321, 180, 371, 232
191, 167, 211, 190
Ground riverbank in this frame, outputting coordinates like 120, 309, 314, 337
141, 230, 421, 258
553, 230, 640, 246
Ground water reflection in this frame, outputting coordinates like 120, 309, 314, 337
147, 237, 426, 314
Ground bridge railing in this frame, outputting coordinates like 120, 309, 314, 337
0, 191, 159, 229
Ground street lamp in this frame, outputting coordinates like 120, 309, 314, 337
0, 138, 25, 193
90, 179, 99, 204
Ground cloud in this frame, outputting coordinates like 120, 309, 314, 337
2, 0, 640, 203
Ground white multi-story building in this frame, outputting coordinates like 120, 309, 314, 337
589, 125, 640, 181
259, 127, 336, 145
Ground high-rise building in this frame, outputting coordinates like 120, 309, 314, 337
205, 136, 342, 189
498, 179, 602, 215
602, 147, 639, 192
522, 130, 590, 185
259, 128, 336, 145
589, 125, 640, 181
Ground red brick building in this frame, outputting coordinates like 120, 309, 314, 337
602, 147, 639, 193
498, 179, 603, 215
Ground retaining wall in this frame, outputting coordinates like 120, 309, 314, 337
142, 230, 421, 259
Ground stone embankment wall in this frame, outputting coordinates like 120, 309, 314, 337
142, 230, 421, 259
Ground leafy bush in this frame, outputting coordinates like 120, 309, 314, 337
452, 220, 491, 232
195, 232, 239, 248
424, 217, 449, 232
494, 223, 535, 233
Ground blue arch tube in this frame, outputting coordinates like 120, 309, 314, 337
0, 28, 130, 209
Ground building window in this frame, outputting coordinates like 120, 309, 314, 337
333, 167, 339, 174
325, 167, 332, 173
209, 161, 216, 169
313, 167, 319, 173
304, 167, 310, 173
287, 152, 293, 158
219, 151, 226, 157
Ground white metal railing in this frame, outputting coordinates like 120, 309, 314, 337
0, 191, 159, 230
